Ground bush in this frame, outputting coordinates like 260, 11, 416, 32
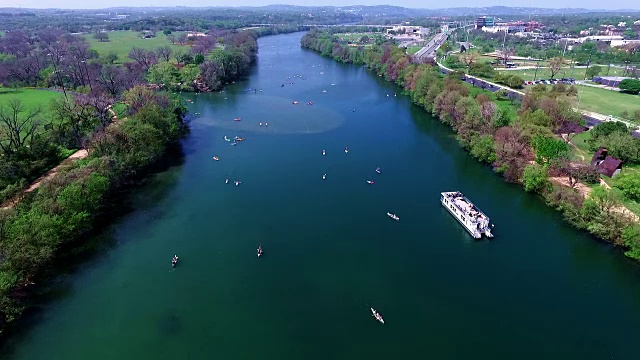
613, 172, 640, 201
522, 163, 548, 192
619, 78, 640, 95
469, 62, 496, 78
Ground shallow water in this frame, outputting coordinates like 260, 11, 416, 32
2, 32, 640, 360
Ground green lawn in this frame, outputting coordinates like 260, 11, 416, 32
83, 31, 186, 64
334, 32, 381, 43
496, 66, 626, 81
0, 88, 63, 125
575, 85, 640, 121
569, 131, 592, 163
406, 46, 422, 55
0, 88, 62, 107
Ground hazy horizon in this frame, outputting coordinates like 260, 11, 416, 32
2, 1, 640, 11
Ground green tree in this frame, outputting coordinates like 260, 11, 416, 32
531, 134, 570, 164
585, 65, 602, 79
619, 79, 640, 95
522, 163, 548, 192
613, 172, 640, 201
470, 135, 497, 163
622, 224, 640, 260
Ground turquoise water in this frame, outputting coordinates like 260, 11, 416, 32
2, 32, 640, 359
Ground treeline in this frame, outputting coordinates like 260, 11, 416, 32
301, 29, 640, 259
0, 86, 187, 333
0, 8, 360, 33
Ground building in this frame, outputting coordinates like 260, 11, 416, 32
475, 16, 495, 29
593, 76, 630, 87
610, 39, 640, 47
591, 147, 623, 178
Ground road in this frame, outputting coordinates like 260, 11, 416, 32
414, 32, 448, 60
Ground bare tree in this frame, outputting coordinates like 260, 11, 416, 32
166, 34, 176, 44
0, 99, 42, 154
128, 47, 158, 70
549, 57, 564, 79
156, 46, 173, 62
501, 48, 515, 67
177, 33, 188, 46
459, 52, 478, 67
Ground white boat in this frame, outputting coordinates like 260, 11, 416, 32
367, 180, 375, 185
371, 308, 384, 324
375, 167, 381, 174
387, 212, 399, 221
322, 149, 326, 156
225, 178, 229, 184
322, 174, 326, 180
224, 136, 231, 142
344, 147, 349, 154
235, 181, 241, 186
440, 191, 493, 239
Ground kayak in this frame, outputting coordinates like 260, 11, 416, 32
367, 180, 375, 185
371, 308, 384, 324
234, 118, 242, 121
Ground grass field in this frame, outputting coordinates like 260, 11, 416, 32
406, 46, 421, 55
334, 32, 381, 43
0, 88, 63, 132
575, 85, 640, 121
496, 66, 626, 81
83, 31, 186, 64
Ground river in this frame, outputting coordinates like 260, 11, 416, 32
2, 32, 640, 359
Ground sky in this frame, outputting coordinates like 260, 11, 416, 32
2, 0, 639, 10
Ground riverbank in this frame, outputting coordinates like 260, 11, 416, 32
0, 87, 187, 334
301, 29, 640, 259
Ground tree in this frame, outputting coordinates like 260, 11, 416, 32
549, 57, 564, 79
468, 62, 495, 78
522, 163, 548, 192
359, 35, 370, 44
613, 172, 640, 201
470, 135, 497, 164
128, 47, 157, 71
167, 34, 176, 44
93, 32, 109, 42
619, 79, 640, 95
177, 33, 188, 46
194, 53, 205, 65
163, 29, 172, 36
459, 52, 478, 67
531, 134, 570, 164
103, 51, 118, 65
0, 99, 41, 154
585, 65, 602, 79
156, 46, 173, 62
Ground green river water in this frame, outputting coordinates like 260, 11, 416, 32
2, 32, 640, 359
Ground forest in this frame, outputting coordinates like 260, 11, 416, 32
301, 29, 640, 261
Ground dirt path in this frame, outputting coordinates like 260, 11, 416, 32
1, 106, 121, 210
